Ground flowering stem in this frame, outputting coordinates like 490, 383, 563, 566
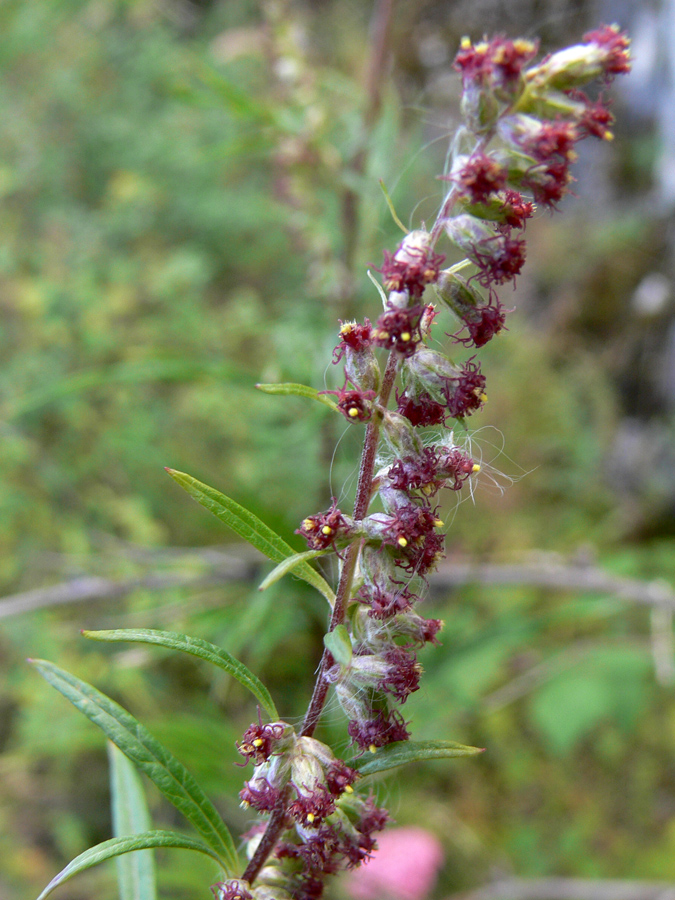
241, 788, 291, 884
241, 352, 398, 887
301, 350, 398, 738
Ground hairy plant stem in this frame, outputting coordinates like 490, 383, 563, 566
241, 352, 398, 886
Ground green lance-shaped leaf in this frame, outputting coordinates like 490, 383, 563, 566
259, 550, 329, 594
84, 629, 279, 721
29, 659, 238, 874
108, 742, 157, 900
351, 739, 484, 776
165, 469, 335, 606
36, 831, 225, 900
255, 382, 338, 412
323, 625, 353, 667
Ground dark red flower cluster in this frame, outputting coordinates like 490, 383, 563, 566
240, 777, 281, 813
501, 189, 535, 228
372, 304, 424, 356
388, 447, 446, 496
347, 708, 410, 751
396, 387, 448, 427
445, 358, 488, 417
387, 444, 477, 495
568, 89, 615, 140
289, 782, 337, 827
379, 646, 422, 702
454, 152, 508, 204
583, 24, 631, 80
376, 243, 445, 300
454, 35, 538, 89
453, 298, 507, 348
470, 229, 526, 286
212, 881, 254, 900
320, 383, 376, 422
276, 795, 389, 881
332, 319, 373, 363
358, 582, 414, 619
296, 500, 350, 551
237, 722, 288, 765
379, 501, 444, 552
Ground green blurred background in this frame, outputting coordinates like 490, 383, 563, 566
3, 0, 675, 897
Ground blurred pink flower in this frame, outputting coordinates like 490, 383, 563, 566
345, 826, 444, 900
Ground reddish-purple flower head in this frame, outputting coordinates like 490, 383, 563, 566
375, 231, 445, 301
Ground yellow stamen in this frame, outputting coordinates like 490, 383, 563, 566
302, 518, 316, 530
604, 130, 614, 141
348, 407, 359, 418
422, 484, 434, 495
400, 332, 411, 342
472, 463, 481, 473
460, 36, 471, 49
252, 738, 264, 747
344, 785, 354, 793
307, 813, 315, 823
434, 519, 444, 528
321, 525, 333, 535
369, 744, 378, 754
480, 392, 488, 403
397, 536, 408, 548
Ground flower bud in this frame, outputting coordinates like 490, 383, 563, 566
381, 410, 423, 458
436, 272, 507, 347
334, 320, 381, 392
525, 24, 630, 91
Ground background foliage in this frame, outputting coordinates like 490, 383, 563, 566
2, 1, 675, 898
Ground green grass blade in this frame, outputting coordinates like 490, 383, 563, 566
84, 629, 279, 721
351, 739, 484, 776
29, 659, 238, 873
108, 742, 157, 900
165, 469, 335, 605
36, 831, 225, 900
255, 382, 338, 411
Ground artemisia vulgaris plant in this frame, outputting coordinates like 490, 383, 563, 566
30, 25, 630, 900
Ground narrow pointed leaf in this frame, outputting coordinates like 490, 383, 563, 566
36, 831, 225, 900
255, 382, 338, 411
378, 179, 408, 234
84, 629, 278, 721
259, 550, 329, 595
366, 269, 389, 305
351, 740, 484, 776
323, 625, 353, 667
165, 469, 335, 605
108, 742, 157, 900
29, 659, 238, 873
